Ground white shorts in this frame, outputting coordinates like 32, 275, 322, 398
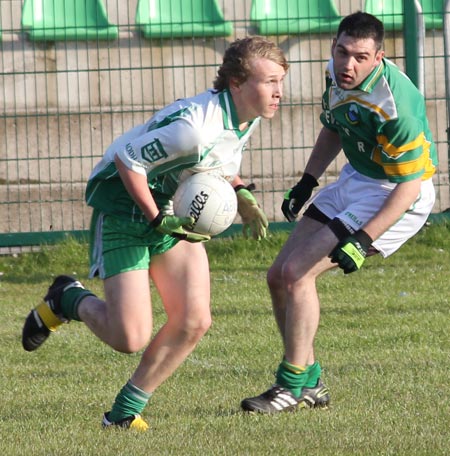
309, 164, 436, 257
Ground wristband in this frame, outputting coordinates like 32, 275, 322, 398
297, 173, 319, 190
149, 211, 164, 228
353, 229, 373, 250
234, 183, 256, 193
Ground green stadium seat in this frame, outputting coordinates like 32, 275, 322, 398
21, 0, 118, 41
250, 0, 342, 35
135, 0, 233, 39
422, 0, 444, 29
364, 0, 403, 31
364, 0, 443, 31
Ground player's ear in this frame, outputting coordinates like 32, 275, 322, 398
331, 38, 337, 54
375, 49, 384, 65
229, 77, 241, 93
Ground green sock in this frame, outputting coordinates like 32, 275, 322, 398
108, 381, 152, 422
60, 287, 96, 321
276, 360, 309, 398
304, 361, 322, 388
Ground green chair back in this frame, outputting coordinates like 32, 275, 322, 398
422, 0, 444, 28
250, 0, 342, 35
135, 0, 233, 38
22, 0, 118, 41
365, 0, 444, 31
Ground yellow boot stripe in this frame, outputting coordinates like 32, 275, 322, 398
35, 302, 63, 331
129, 416, 149, 431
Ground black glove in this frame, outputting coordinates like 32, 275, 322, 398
150, 212, 210, 243
281, 173, 319, 222
329, 230, 373, 274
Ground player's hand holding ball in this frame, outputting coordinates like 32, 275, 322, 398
281, 173, 319, 222
151, 212, 211, 243
329, 230, 373, 274
235, 185, 268, 240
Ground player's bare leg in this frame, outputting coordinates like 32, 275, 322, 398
241, 216, 336, 413
130, 241, 211, 392
99, 241, 211, 429
78, 270, 153, 353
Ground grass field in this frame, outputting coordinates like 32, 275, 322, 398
0, 223, 449, 455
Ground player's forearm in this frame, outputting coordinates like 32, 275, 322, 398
362, 178, 422, 240
114, 155, 160, 222
304, 127, 342, 179
232, 175, 245, 189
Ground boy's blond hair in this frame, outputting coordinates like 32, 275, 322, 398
213, 36, 288, 91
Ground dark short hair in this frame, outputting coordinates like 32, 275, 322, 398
213, 36, 289, 91
337, 11, 384, 50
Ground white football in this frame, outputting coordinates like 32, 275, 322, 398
173, 173, 238, 236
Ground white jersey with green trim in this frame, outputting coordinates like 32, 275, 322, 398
86, 89, 260, 222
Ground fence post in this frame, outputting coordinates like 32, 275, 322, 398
445, 0, 450, 188
403, 0, 424, 93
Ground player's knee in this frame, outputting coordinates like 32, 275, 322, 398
177, 313, 212, 344
281, 260, 310, 291
189, 314, 212, 340
267, 263, 283, 291
111, 330, 150, 354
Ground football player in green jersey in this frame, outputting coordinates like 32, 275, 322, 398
242, 11, 437, 414
22, 36, 289, 430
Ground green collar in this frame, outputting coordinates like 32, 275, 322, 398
219, 89, 256, 138
357, 59, 385, 93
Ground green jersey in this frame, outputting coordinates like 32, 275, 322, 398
86, 89, 260, 222
320, 58, 437, 183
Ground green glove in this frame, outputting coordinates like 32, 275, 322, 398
150, 212, 210, 243
329, 230, 373, 274
236, 185, 268, 240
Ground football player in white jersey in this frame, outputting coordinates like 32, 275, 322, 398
22, 36, 289, 430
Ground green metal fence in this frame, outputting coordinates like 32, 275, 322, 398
1, 0, 449, 250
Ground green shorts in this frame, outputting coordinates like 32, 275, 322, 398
88, 209, 179, 279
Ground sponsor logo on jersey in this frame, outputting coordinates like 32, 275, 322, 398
141, 138, 168, 163
125, 142, 138, 160
345, 104, 360, 125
